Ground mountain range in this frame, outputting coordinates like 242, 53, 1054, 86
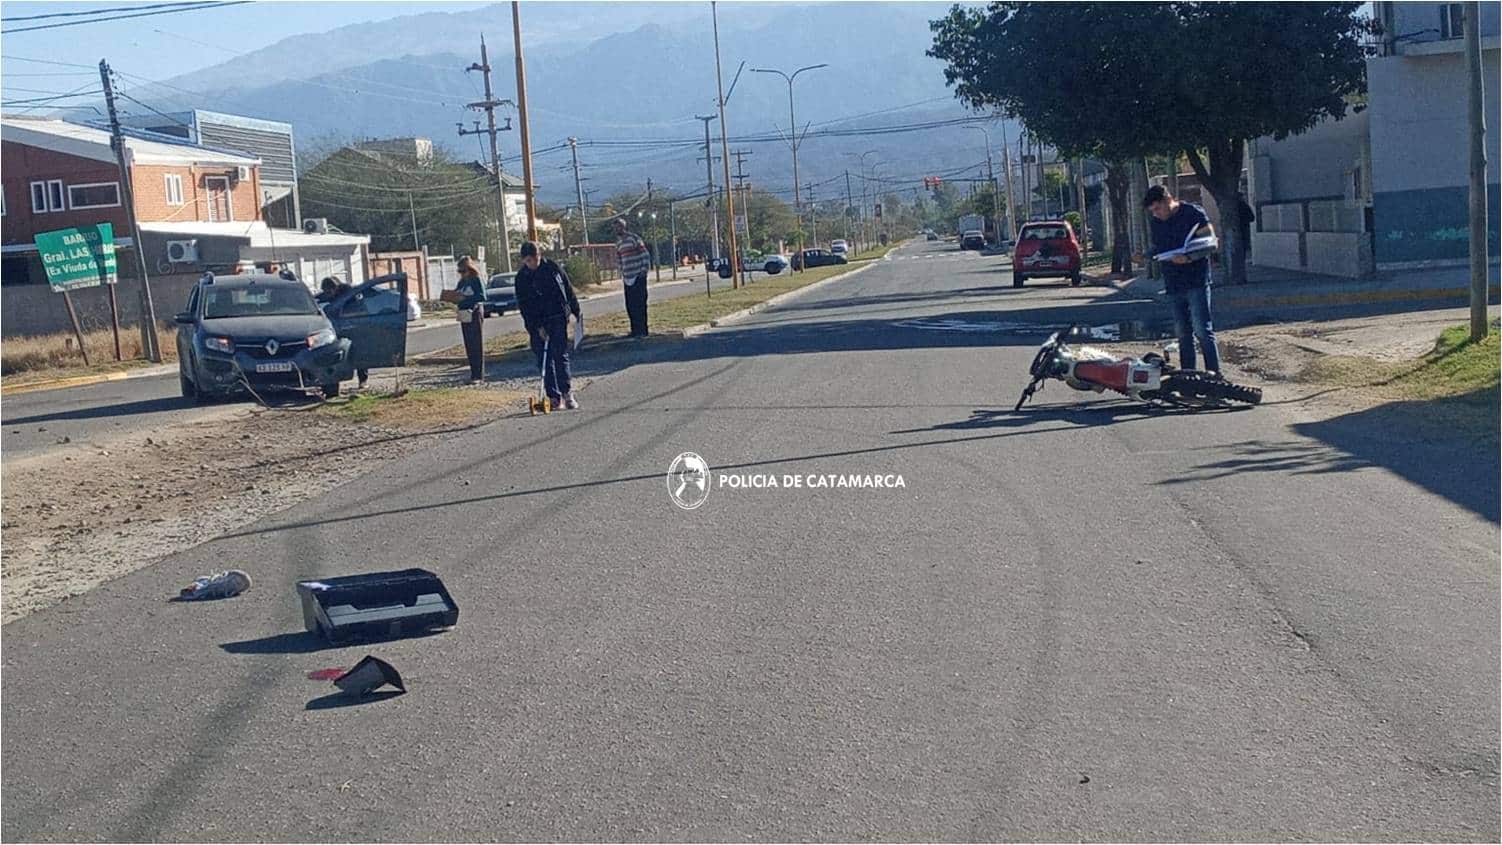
129, 2, 1012, 206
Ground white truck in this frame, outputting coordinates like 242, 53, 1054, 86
957, 213, 986, 250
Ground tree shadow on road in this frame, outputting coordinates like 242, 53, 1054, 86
1161, 389, 1499, 522
890, 397, 1248, 434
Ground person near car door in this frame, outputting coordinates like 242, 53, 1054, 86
515, 241, 581, 409
317, 276, 367, 388
455, 256, 487, 383
614, 217, 651, 337
1137, 185, 1221, 375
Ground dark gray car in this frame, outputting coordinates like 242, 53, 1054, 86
175, 272, 407, 402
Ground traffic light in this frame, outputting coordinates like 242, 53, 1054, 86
921, 175, 944, 190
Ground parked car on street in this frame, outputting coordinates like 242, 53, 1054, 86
830, 239, 849, 256
791, 248, 848, 270
176, 272, 408, 402
713, 253, 788, 277
1012, 221, 1082, 287
484, 272, 517, 316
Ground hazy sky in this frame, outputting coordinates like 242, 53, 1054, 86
1, 1, 492, 91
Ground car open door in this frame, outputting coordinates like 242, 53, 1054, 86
327, 272, 408, 370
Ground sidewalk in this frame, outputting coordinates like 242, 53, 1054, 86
1100, 261, 1501, 310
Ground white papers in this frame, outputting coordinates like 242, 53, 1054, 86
1154, 234, 1218, 262
574, 315, 585, 350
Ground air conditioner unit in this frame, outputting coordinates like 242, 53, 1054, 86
303, 217, 329, 235
235, 165, 251, 182
166, 239, 199, 263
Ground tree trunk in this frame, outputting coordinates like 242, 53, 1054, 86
1106, 163, 1133, 275
1186, 141, 1248, 285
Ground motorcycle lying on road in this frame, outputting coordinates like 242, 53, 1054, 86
1014, 326, 1262, 411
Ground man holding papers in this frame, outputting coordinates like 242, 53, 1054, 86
1140, 184, 1222, 374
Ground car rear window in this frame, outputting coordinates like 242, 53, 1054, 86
1021, 226, 1069, 241
203, 284, 319, 319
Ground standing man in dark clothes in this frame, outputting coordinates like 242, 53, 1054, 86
316, 276, 367, 389
515, 241, 582, 409
454, 256, 487, 384
1137, 185, 1221, 374
614, 217, 652, 337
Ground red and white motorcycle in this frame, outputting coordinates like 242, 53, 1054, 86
1014, 326, 1262, 411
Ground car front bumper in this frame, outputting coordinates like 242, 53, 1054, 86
195, 339, 352, 393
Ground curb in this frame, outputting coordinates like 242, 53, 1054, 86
1220, 285, 1501, 311
2, 363, 177, 396
681, 260, 883, 337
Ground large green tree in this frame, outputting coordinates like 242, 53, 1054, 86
299, 139, 503, 265
930, 2, 1373, 283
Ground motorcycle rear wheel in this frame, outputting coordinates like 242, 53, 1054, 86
1162, 372, 1262, 405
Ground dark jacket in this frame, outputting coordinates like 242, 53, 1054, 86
455, 273, 486, 311
315, 282, 353, 305
1149, 202, 1214, 293
515, 258, 582, 330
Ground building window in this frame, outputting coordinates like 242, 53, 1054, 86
165, 173, 184, 206
67, 182, 121, 210
30, 180, 64, 213
1440, 3, 1464, 39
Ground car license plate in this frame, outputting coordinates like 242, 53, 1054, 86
255, 361, 294, 373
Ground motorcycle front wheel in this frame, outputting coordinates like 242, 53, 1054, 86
1160, 371, 1263, 405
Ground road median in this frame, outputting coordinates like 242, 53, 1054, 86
418, 245, 899, 365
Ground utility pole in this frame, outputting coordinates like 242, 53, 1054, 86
1465, 0, 1490, 340
695, 114, 720, 261
1000, 125, 1017, 239
408, 192, 420, 249
461, 36, 514, 272
1020, 132, 1032, 224
100, 59, 160, 362
845, 169, 855, 245
567, 137, 589, 245
669, 200, 678, 279
1074, 157, 1089, 252
805, 182, 817, 247
511, 2, 537, 242
731, 149, 754, 283
712, 2, 741, 290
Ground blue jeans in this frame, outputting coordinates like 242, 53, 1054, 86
529, 316, 572, 401
1168, 285, 1220, 372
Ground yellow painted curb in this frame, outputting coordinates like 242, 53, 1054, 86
1223, 285, 1501, 310
1, 369, 137, 396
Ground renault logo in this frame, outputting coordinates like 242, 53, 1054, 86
264, 339, 279, 356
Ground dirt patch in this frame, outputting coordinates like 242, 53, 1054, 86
0, 369, 535, 624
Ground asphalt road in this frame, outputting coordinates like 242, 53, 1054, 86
0, 268, 737, 461
3, 238, 1497, 841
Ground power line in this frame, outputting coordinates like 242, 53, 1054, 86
3, 55, 99, 70
3, 1, 225, 22
2, 1, 251, 34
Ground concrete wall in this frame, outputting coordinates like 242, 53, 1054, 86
1251, 231, 1305, 273
1306, 232, 1376, 277
1367, 46, 1502, 264
1247, 110, 1369, 204
1, 260, 200, 338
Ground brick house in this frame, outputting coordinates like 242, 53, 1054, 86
1, 116, 368, 337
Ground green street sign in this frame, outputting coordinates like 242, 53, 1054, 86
35, 223, 118, 292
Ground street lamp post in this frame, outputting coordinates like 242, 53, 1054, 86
845, 149, 879, 252
752, 63, 828, 270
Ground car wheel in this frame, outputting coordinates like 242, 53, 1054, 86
1070, 272, 1082, 287
179, 366, 197, 400
322, 382, 341, 399
1013, 273, 1024, 288
765, 263, 779, 275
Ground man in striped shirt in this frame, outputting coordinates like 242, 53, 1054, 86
614, 217, 652, 337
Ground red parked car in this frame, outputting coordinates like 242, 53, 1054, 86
1012, 221, 1082, 287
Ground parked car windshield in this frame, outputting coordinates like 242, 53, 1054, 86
202, 284, 319, 319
